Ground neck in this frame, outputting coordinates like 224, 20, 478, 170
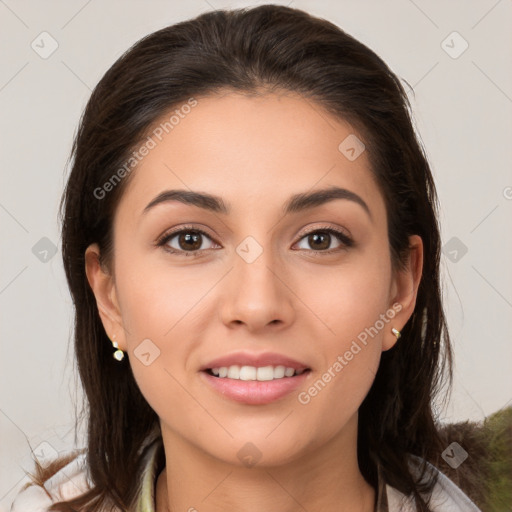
155, 414, 375, 512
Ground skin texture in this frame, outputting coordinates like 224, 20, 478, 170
85, 91, 423, 512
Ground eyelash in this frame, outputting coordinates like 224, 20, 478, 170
156, 224, 354, 258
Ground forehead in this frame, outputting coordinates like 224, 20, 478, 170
116, 91, 386, 222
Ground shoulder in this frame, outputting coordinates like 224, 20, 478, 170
385, 454, 483, 512
9, 433, 163, 512
10, 452, 92, 512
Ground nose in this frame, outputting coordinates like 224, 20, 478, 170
219, 241, 295, 333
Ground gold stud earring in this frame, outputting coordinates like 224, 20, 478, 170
391, 327, 401, 340
111, 334, 125, 361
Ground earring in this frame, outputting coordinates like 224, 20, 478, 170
110, 334, 125, 361
391, 327, 401, 340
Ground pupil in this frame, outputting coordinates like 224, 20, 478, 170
180, 232, 201, 250
311, 232, 329, 250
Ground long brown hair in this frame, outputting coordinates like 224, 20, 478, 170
30, 5, 455, 511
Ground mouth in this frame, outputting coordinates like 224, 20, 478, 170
200, 365, 312, 405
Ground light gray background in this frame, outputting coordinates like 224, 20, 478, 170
1, 0, 511, 508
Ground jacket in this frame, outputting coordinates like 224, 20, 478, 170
10, 435, 482, 512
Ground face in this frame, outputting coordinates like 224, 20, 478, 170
86, 90, 422, 468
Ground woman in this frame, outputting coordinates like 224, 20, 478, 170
10, 5, 482, 512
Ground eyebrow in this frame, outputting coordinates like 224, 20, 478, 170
142, 186, 372, 220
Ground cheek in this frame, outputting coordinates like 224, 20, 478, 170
305, 252, 392, 343
112, 252, 211, 417
296, 273, 388, 434
295, 250, 391, 415
114, 250, 210, 338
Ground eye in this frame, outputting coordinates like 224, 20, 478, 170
294, 227, 353, 253
156, 226, 218, 257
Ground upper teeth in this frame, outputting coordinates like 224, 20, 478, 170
210, 365, 305, 381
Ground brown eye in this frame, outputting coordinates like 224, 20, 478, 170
307, 232, 331, 250
295, 228, 353, 253
176, 231, 203, 251
157, 227, 217, 256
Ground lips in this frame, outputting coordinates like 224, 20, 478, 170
200, 351, 311, 373
199, 351, 312, 404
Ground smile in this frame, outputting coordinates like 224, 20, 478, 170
201, 366, 311, 405
207, 365, 308, 381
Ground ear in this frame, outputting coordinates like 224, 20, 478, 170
383, 234, 423, 351
84, 243, 127, 351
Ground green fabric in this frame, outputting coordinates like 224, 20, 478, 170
135, 435, 164, 512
